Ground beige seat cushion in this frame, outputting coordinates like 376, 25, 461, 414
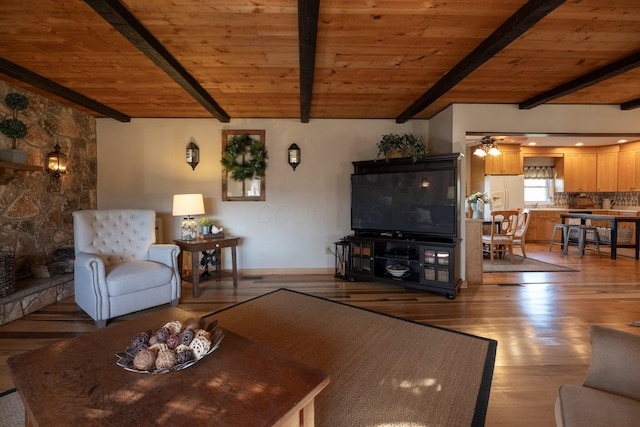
556, 384, 640, 427
106, 260, 174, 296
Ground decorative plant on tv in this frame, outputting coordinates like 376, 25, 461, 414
377, 133, 427, 162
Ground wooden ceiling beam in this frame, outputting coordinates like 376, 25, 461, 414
84, 0, 230, 123
0, 57, 131, 122
298, 0, 320, 123
396, 0, 566, 123
621, 97, 640, 111
520, 50, 640, 110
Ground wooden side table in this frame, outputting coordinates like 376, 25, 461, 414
174, 236, 240, 298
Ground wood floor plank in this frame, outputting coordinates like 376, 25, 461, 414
1, 243, 640, 426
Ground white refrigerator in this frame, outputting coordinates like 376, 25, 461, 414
484, 175, 525, 220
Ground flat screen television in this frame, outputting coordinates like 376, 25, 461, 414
351, 169, 457, 240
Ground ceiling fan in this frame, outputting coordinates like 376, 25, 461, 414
469, 135, 528, 157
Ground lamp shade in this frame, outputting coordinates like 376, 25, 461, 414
172, 194, 205, 216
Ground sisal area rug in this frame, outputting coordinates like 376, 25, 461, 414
483, 255, 577, 273
205, 288, 497, 427
0, 388, 24, 427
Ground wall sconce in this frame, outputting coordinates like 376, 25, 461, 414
288, 143, 301, 170
186, 137, 200, 170
46, 143, 67, 178
172, 193, 205, 241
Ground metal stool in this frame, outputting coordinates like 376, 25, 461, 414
579, 225, 601, 257
564, 224, 601, 257
549, 224, 568, 252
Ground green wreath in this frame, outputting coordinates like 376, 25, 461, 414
221, 134, 268, 181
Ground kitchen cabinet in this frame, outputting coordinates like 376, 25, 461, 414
618, 149, 640, 191
484, 146, 522, 175
563, 153, 597, 192
527, 210, 566, 242
596, 151, 618, 192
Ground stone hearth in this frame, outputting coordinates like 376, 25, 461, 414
0, 274, 73, 326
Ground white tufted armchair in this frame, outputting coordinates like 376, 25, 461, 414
73, 209, 181, 328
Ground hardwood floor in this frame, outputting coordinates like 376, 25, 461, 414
1, 242, 639, 426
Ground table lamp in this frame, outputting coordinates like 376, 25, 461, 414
172, 194, 205, 241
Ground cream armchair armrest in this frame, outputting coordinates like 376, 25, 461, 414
74, 252, 110, 321
148, 244, 180, 267
583, 325, 640, 400
75, 252, 108, 285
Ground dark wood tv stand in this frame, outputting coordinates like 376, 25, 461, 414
347, 154, 462, 298
346, 234, 461, 299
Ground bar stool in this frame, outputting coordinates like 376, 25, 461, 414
564, 224, 602, 257
549, 223, 568, 252
580, 225, 601, 257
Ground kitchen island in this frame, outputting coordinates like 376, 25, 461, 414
524, 208, 639, 244
560, 212, 640, 259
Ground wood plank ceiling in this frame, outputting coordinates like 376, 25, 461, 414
0, 0, 639, 123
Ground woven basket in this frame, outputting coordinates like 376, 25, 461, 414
586, 227, 633, 244
0, 246, 16, 297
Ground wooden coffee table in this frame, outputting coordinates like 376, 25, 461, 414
7, 307, 329, 427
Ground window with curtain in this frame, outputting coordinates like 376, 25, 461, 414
524, 166, 555, 203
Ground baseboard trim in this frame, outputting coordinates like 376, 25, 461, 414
238, 268, 334, 276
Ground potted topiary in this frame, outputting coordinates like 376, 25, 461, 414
376, 133, 427, 162
0, 93, 29, 164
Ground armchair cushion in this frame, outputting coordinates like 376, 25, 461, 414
583, 325, 640, 400
556, 384, 640, 427
107, 260, 174, 297
555, 326, 640, 427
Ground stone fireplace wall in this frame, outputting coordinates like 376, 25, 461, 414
0, 80, 97, 278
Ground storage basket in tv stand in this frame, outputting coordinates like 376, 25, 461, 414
346, 235, 461, 299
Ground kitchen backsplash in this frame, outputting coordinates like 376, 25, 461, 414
553, 192, 640, 208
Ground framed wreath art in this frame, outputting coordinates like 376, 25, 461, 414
221, 129, 267, 201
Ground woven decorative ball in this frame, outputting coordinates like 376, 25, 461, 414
195, 329, 211, 341
174, 344, 190, 353
163, 320, 182, 335
154, 327, 170, 343
133, 348, 156, 371
189, 336, 211, 359
155, 349, 176, 370
180, 329, 195, 346
130, 332, 150, 350
165, 334, 181, 350
176, 348, 195, 365
130, 344, 148, 356
119, 354, 134, 367
149, 343, 169, 355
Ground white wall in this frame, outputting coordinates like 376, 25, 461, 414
96, 118, 428, 271
97, 103, 640, 276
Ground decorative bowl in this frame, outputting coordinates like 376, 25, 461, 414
116, 319, 224, 374
386, 264, 410, 278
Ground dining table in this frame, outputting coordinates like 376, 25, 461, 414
560, 213, 640, 260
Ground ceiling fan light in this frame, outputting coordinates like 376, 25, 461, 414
488, 146, 501, 156
473, 147, 487, 157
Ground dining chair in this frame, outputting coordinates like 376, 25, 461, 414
482, 210, 519, 264
512, 209, 531, 258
